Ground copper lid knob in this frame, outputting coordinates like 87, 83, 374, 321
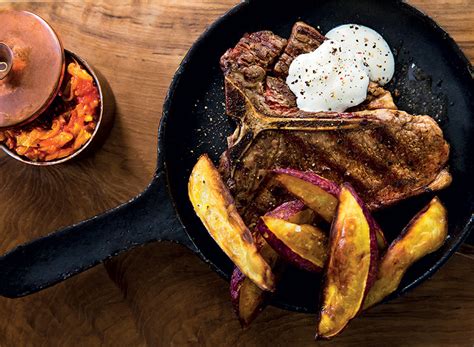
0, 10, 65, 128
0, 43, 13, 80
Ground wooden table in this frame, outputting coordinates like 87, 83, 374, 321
0, 0, 473, 345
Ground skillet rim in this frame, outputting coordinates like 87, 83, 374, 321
159, 0, 474, 313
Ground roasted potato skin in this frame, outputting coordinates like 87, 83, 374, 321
273, 168, 388, 250
189, 154, 275, 291
258, 216, 327, 273
347, 184, 379, 296
363, 197, 448, 310
273, 169, 339, 223
316, 183, 378, 340
374, 221, 388, 252
230, 241, 279, 327
230, 200, 314, 327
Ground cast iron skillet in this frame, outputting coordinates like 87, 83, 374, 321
0, 0, 472, 313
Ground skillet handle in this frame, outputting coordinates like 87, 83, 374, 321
0, 170, 196, 298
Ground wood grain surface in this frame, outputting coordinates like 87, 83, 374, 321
0, 0, 473, 345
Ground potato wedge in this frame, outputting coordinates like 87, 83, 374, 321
363, 197, 448, 310
273, 168, 388, 250
230, 200, 315, 326
188, 154, 275, 291
230, 241, 279, 327
316, 183, 378, 339
258, 216, 327, 272
273, 169, 339, 223
374, 221, 388, 252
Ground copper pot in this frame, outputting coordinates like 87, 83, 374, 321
0, 10, 114, 165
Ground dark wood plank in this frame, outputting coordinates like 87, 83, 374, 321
0, 0, 472, 345
0, 265, 146, 346
106, 243, 474, 346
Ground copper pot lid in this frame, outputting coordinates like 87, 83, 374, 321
0, 10, 65, 128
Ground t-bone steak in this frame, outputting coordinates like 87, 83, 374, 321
218, 22, 451, 226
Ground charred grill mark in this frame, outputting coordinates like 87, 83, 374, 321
257, 40, 287, 68
299, 130, 382, 199
297, 26, 326, 43
373, 126, 415, 173
343, 129, 405, 188
372, 126, 397, 151
282, 132, 342, 177
273, 22, 325, 78
372, 124, 424, 179
220, 31, 287, 81
244, 32, 286, 68
286, 125, 423, 203
282, 131, 373, 199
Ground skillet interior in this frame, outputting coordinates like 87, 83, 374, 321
162, 0, 474, 312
